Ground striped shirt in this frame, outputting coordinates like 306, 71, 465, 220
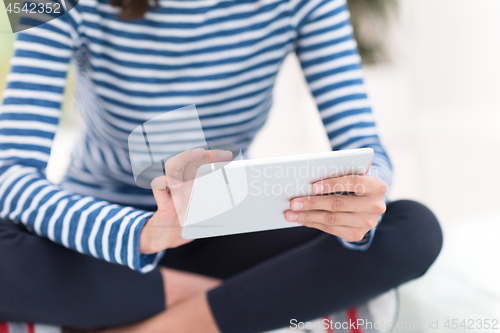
0, 0, 392, 273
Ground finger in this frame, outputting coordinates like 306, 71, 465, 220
284, 210, 373, 228
184, 149, 233, 172
152, 148, 207, 188
164, 148, 231, 172
165, 149, 233, 182
151, 187, 177, 217
312, 175, 385, 196
290, 194, 371, 213
183, 149, 233, 180
151, 175, 169, 189
165, 148, 207, 174
209, 149, 234, 163
296, 223, 369, 243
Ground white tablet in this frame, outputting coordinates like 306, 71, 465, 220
181, 148, 374, 239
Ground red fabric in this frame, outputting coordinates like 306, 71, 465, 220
346, 308, 363, 333
0, 323, 9, 333
27, 324, 35, 333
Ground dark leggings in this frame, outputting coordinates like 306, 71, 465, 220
0, 200, 442, 333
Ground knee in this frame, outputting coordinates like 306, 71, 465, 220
382, 200, 443, 280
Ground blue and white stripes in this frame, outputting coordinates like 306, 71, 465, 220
0, 0, 392, 272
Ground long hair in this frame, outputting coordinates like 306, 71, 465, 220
111, 0, 158, 19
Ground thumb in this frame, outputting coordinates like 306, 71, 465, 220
152, 187, 177, 216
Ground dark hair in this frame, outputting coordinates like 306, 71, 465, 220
111, 0, 158, 20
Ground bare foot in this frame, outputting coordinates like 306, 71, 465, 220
160, 267, 222, 307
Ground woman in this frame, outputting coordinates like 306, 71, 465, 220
0, 0, 442, 332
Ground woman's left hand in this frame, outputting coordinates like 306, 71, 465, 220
284, 175, 387, 242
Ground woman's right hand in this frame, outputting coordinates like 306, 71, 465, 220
139, 148, 232, 254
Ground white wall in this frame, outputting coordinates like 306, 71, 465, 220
405, 0, 500, 111
402, 0, 500, 227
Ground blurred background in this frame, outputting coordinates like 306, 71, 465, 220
1, 0, 500, 331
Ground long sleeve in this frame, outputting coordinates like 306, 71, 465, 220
293, 0, 393, 250
0, 11, 162, 273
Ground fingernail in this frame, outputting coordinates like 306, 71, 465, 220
220, 151, 232, 159
291, 201, 303, 211
151, 176, 167, 189
313, 183, 323, 193
286, 212, 298, 221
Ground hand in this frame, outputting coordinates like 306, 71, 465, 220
139, 148, 232, 254
284, 175, 387, 242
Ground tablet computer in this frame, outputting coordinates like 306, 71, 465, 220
181, 148, 374, 239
